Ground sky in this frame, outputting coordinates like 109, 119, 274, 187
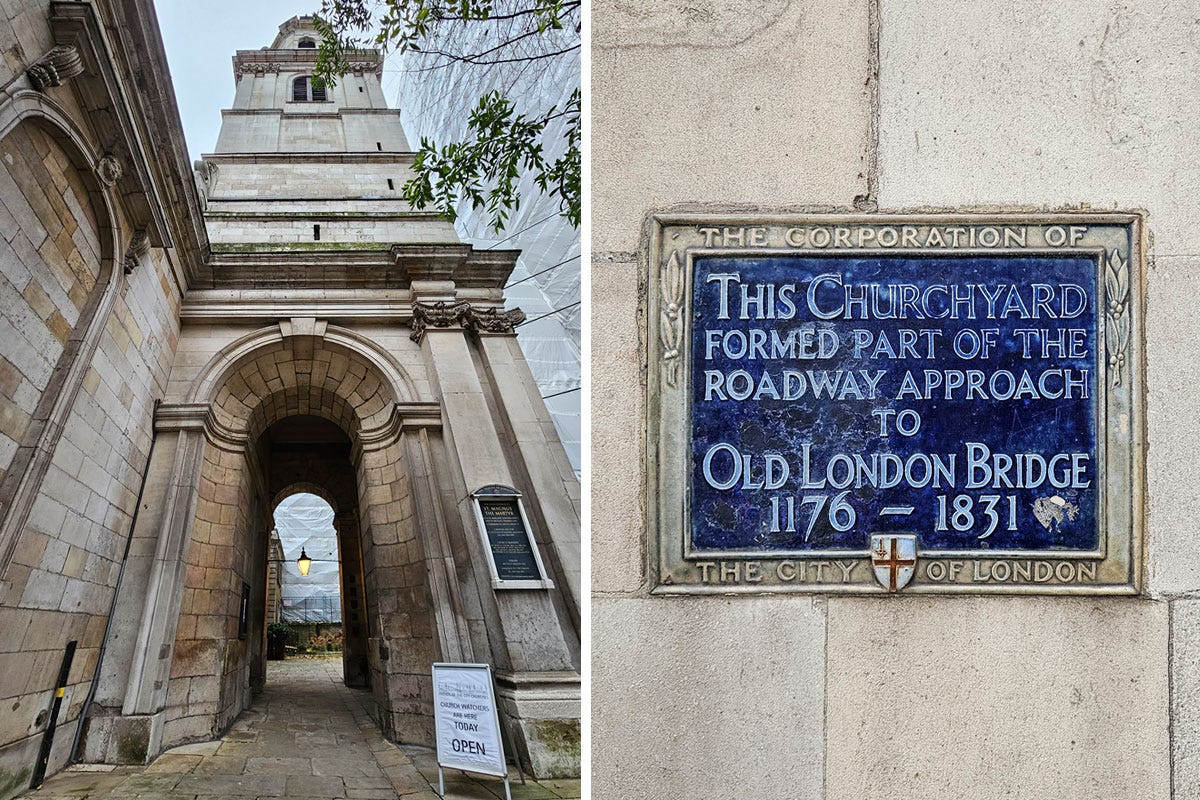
154, 0, 338, 162
153, 0, 582, 160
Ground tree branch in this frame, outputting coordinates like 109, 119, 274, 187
410, 43, 579, 69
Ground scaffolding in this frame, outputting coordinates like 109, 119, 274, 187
385, 3, 582, 474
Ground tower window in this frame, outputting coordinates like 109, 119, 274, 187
358, 86, 364, 93
298, 38, 316, 48
292, 76, 326, 102
376, 142, 382, 151
313, 224, 321, 241
387, 179, 394, 190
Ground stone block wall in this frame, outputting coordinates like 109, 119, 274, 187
590, 1, 1191, 798
162, 443, 262, 748
0, 0, 53, 90
0, 123, 100, 483
202, 161, 425, 201
0, 115, 182, 796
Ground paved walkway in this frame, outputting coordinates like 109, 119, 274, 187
24, 657, 579, 800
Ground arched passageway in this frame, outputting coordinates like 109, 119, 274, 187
83, 320, 581, 778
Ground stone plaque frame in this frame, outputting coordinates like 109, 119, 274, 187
646, 213, 1145, 595
471, 485, 556, 590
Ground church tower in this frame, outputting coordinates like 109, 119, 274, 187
197, 16, 448, 252
78, 16, 581, 779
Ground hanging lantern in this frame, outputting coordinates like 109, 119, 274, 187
297, 548, 312, 577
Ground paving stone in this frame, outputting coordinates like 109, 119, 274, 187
285, 774, 345, 797
539, 780, 581, 799
489, 782, 557, 800
167, 740, 222, 756
21, 659, 578, 799
294, 731, 337, 746
312, 756, 384, 777
345, 776, 393, 789
111, 772, 184, 793
174, 773, 284, 796
146, 753, 202, 773
192, 755, 248, 775
245, 756, 312, 774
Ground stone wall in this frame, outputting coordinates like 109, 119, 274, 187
0, 123, 100, 483
591, 1, 1189, 798
162, 443, 262, 747
0, 115, 182, 797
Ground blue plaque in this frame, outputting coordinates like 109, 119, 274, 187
691, 253, 1098, 554
648, 215, 1143, 594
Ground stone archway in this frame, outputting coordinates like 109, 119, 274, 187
83, 322, 471, 755
0, 100, 131, 581
168, 326, 461, 745
83, 313, 581, 778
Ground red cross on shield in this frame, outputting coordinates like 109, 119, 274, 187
870, 534, 917, 592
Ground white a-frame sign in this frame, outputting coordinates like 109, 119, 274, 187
431, 662, 511, 800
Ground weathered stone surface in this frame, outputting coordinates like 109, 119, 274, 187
1172, 599, 1200, 797
589, 257, 644, 594
1146, 255, 1200, 594
825, 597, 1169, 800
591, 0, 871, 252
877, 1, 1200, 256
591, 597, 824, 800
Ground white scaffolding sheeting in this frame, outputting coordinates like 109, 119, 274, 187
274, 493, 341, 623
385, 5, 581, 474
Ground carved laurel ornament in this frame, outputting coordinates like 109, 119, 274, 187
122, 230, 150, 275
466, 306, 526, 335
409, 300, 472, 342
26, 45, 84, 91
659, 250, 685, 388
95, 154, 123, 188
1104, 248, 1130, 386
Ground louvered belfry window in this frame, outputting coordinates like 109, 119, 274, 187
293, 76, 327, 102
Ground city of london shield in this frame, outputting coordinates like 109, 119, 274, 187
871, 534, 917, 592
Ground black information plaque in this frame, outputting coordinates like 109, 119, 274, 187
479, 498, 542, 582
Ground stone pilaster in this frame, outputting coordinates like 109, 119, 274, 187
82, 406, 209, 764
409, 285, 574, 672
474, 329, 581, 628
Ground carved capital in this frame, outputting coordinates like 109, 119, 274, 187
235, 62, 282, 77
26, 45, 84, 91
410, 301, 471, 343
347, 61, 384, 76
466, 306, 526, 335
96, 154, 122, 188
122, 229, 150, 275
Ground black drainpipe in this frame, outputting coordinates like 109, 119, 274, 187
68, 398, 161, 764
30, 640, 76, 788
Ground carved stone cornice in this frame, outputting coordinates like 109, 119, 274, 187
409, 301, 526, 342
48, 2, 175, 251
410, 300, 471, 343
466, 306, 526, 335
346, 61, 385, 76
235, 62, 284, 77
26, 45, 84, 91
122, 229, 150, 274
